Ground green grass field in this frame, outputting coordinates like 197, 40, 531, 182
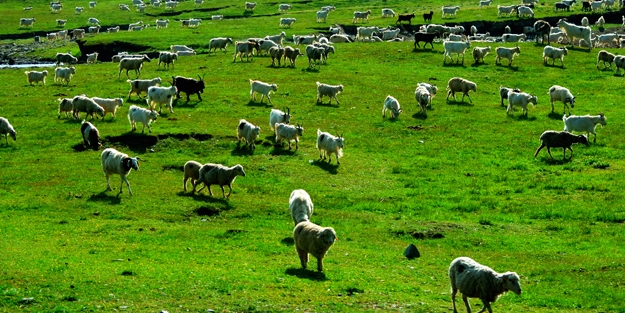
1, 0, 624, 312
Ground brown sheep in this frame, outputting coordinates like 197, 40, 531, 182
446, 77, 477, 103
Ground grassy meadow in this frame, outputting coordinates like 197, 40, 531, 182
1, 0, 625, 312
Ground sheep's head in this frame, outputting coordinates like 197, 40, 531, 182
96, 106, 105, 117
567, 97, 575, 108
391, 108, 402, 119
149, 110, 159, 120
42, 70, 48, 76
123, 157, 141, 171
317, 227, 337, 245
599, 113, 607, 126
234, 164, 246, 177
335, 134, 344, 148
271, 84, 278, 92
283, 107, 292, 124
578, 134, 589, 146
296, 124, 304, 136
69, 67, 76, 74
252, 126, 261, 136
9, 129, 16, 141
530, 95, 538, 106
499, 272, 522, 295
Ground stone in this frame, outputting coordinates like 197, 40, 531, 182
404, 244, 420, 259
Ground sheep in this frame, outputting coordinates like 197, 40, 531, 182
155, 19, 169, 28
597, 50, 616, 68
75, 7, 84, 14
414, 85, 431, 116
555, 2, 571, 11
479, 0, 493, 7
382, 8, 396, 17
316, 82, 343, 105
237, 119, 261, 149
357, 26, 378, 41
449, 257, 522, 313
176, 50, 196, 57
534, 130, 589, 159
275, 123, 304, 150
56, 19, 67, 27
172, 76, 205, 102
506, 91, 537, 116
72, 29, 85, 39
289, 189, 314, 225
517, 6, 534, 18
563, 114, 607, 143
330, 34, 352, 43
89, 1, 97, 8
0, 117, 17, 145
615, 55, 625, 74
417, 82, 438, 106
557, 19, 592, 50
54, 67, 76, 86
158, 51, 178, 70
258, 39, 279, 56
591, 0, 603, 10
119, 4, 130, 11
57, 97, 81, 118
136, 4, 147, 12
280, 18, 296, 28
24, 70, 48, 86
101, 148, 141, 195
88, 25, 101, 34
414, 31, 439, 49
581, 16, 589, 27
233, 41, 259, 62
442, 6, 460, 18
194, 163, 246, 198
81, 120, 101, 151
183, 160, 202, 192
208, 38, 233, 53
353, 10, 372, 23
47, 33, 58, 41
502, 34, 526, 43
127, 77, 162, 99
470, 25, 478, 36
128, 105, 158, 133
495, 46, 521, 66
298, 34, 318, 45
443, 41, 471, 64
129, 21, 144, 30
321, 5, 336, 12
263, 32, 286, 47
542, 45, 568, 67
548, 85, 575, 115
20, 18, 36, 28
72, 95, 105, 120
499, 86, 521, 106
382, 95, 402, 119
269, 108, 291, 131
293, 222, 337, 272
595, 33, 618, 48
86, 52, 99, 64
472, 46, 491, 64
315, 129, 344, 164
316, 10, 329, 23
446, 77, 477, 103
245, 1, 256, 11
146, 85, 177, 113
55, 53, 78, 66
279, 3, 292, 12
449, 25, 465, 35
329, 26, 341, 34
603, 0, 615, 9
269, 46, 285, 67
382, 28, 401, 40
118, 55, 151, 79
187, 18, 202, 28
165, 1, 177, 10
284, 46, 304, 66
92, 97, 124, 120
497, 5, 516, 16
88, 17, 100, 25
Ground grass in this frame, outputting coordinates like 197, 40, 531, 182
1, 0, 625, 312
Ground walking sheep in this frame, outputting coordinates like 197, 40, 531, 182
534, 130, 589, 159
72, 95, 105, 120
81, 120, 101, 151
128, 105, 159, 133
25, 70, 48, 86
446, 77, 477, 103
92, 97, 123, 120
101, 148, 141, 195
316, 82, 343, 105
118, 55, 151, 79
0, 117, 17, 144
194, 163, 246, 198
54, 67, 76, 86
237, 119, 261, 149
293, 221, 337, 272
449, 257, 522, 313
499, 86, 521, 106
269, 108, 292, 132
127, 77, 162, 99
289, 189, 314, 225
275, 123, 304, 150
183, 160, 202, 192
316, 129, 344, 164
146, 85, 178, 113
548, 85, 575, 115
250, 79, 278, 105
563, 114, 607, 143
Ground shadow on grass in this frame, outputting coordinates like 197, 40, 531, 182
411, 47, 438, 53
177, 191, 234, 208
470, 62, 489, 67
173, 98, 202, 108
281, 237, 294, 246
411, 112, 427, 120
87, 191, 122, 205
231, 143, 255, 156
538, 155, 573, 164
246, 100, 273, 107
442, 61, 467, 68
311, 159, 339, 174
315, 101, 339, 108
446, 100, 473, 106
285, 268, 327, 281
302, 67, 320, 73
543, 63, 566, 69
495, 63, 520, 71
507, 114, 537, 121
271, 145, 298, 156
547, 111, 565, 120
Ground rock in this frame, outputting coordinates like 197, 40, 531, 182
404, 244, 420, 259
20, 297, 34, 304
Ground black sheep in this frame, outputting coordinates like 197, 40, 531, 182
534, 130, 589, 160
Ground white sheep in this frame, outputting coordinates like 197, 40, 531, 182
275, 123, 304, 150
86, 52, 99, 64
506, 91, 537, 116
581, 16, 589, 26
81, 120, 101, 151
316, 82, 343, 105
502, 34, 526, 43
183, 160, 202, 192
596, 15, 605, 28
353, 10, 372, 23
237, 119, 261, 149
293, 221, 337, 272
24, 70, 48, 86
245, 1, 257, 11
20, 18, 36, 28
147, 85, 178, 113
0, 117, 17, 144
108, 26, 120, 33
382, 8, 396, 17
472, 46, 491, 64
280, 18, 296, 28
92, 97, 124, 120
414, 85, 431, 116
597, 50, 616, 68
250, 79, 278, 105
316, 129, 344, 164
329, 34, 351, 43
382, 95, 402, 119
497, 5, 516, 16
446, 77, 477, 103
443, 41, 471, 64
57, 97, 76, 118
269, 108, 292, 131
155, 19, 169, 29
542, 45, 568, 67
56, 19, 67, 27
534, 130, 589, 159
479, 0, 493, 7
101, 148, 141, 195
563, 113, 607, 143
382, 28, 401, 40
289, 189, 314, 225
176, 50, 196, 57
499, 86, 521, 106
316, 10, 329, 23
517, 6, 534, 18
118, 55, 151, 79
88, 25, 101, 34
127, 77, 162, 99
495, 46, 520, 66
194, 163, 246, 198
158, 51, 178, 70
88, 17, 99, 25
265, 31, 287, 44
449, 257, 522, 313
442, 6, 460, 18
128, 105, 158, 133
54, 66, 76, 86
208, 37, 233, 53
233, 41, 259, 62
279, 3, 291, 12
548, 85, 575, 115
72, 95, 104, 120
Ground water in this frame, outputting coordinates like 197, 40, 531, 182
0, 63, 56, 69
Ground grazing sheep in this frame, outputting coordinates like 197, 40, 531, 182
172, 76, 205, 102
81, 120, 101, 151
245, 1, 257, 11
57, 97, 77, 118
269, 108, 291, 131
548, 85, 575, 115
353, 10, 372, 23
316, 129, 344, 164
158, 51, 178, 70
233, 41, 259, 62
414, 85, 431, 116
128, 105, 159, 133
446, 77, 477, 103
472, 46, 491, 64
183, 160, 202, 192
127, 77, 162, 99
293, 221, 337, 272
146, 85, 178, 113
101, 148, 140, 195
289, 189, 314, 225
543, 45, 568, 67
417, 82, 438, 106
237, 119, 261, 149
534, 130, 589, 159
280, 17, 296, 28
54, 67, 76, 86
0, 117, 17, 144
382, 8, 396, 17
563, 113, 607, 143
24, 70, 48, 86
506, 91, 537, 116
72, 95, 104, 120
118, 55, 151, 79
279, 3, 292, 12
275, 123, 304, 150
495, 46, 521, 66
596, 15, 605, 28
269, 46, 285, 66
382, 95, 402, 119
449, 257, 522, 313
194, 163, 246, 198
250, 79, 278, 105
208, 37, 233, 53
92, 97, 124, 120
534, 20, 551, 45
316, 82, 343, 105
499, 86, 521, 106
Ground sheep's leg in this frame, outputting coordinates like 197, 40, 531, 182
546, 146, 554, 159
121, 176, 133, 196
295, 138, 299, 150
475, 300, 487, 313
591, 131, 596, 143
466, 92, 473, 103
226, 184, 233, 198
184, 176, 189, 192
221, 185, 227, 198
296, 246, 308, 268
125, 69, 131, 79
462, 294, 472, 313
316, 257, 324, 272
333, 95, 340, 104
567, 147, 574, 159
267, 95, 273, 105
106, 174, 112, 191
451, 287, 459, 313
336, 153, 340, 164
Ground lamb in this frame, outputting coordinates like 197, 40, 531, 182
72, 95, 105, 120
279, 3, 292, 12
316, 82, 343, 105
284, 46, 304, 66
442, 6, 460, 18
233, 41, 260, 62
316, 129, 344, 164
128, 105, 159, 133
557, 19, 592, 50
289, 189, 314, 225
596, 15, 605, 28
245, 1, 257, 11
449, 257, 522, 313
446, 77, 477, 103
382, 8, 396, 17
414, 85, 431, 116
127, 77, 162, 99
147, 85, 178, 113
542, 45, 568, 67
548, 85, 575, 115
183, 160, 202, 192
418, 82, 438, 106
101, 148, 141, 195
534, 130, 589, 159
495, 46, 521, 66
280, 18, 296, 28
172, 75, 205, 102
353, 10, 372, 23
293, 221, 337, 272
563, 113, 607, 143
86, 52, 99, 64
237, 119, 261, 149
0, 117, 17, 144
275, 123, 304, 150
194, 163, 246, 198
472, 46, 491, 64
81, 120, 101, 151
382, 95, 402, 119
316, 10, 329, 23
581, 16, 589, 26
118, 55, 151, 79
269, 46, 285, 66
55, 53, 78, 66
250, 79, 278, 105
158, 51, 178, 70
499, 86, 521, 106
506, 91, 537, 116
208, 38, 233, 53
24, 70, 48, 86
382, 28, 401, 40
54, 66, 76, 85
443, 41, 471, 64
92, 97, 124, 120
269, 108, 291, 131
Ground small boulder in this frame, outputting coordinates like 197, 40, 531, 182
404, 244, 420, 259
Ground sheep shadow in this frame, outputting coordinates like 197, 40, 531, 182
285, 268, 327, 281
281, 237, 294, 246
302, 67, 320, 73
539, 156, 574, 164
271, 146, 298, 156
495, 64, 520, 71
104, 133, 158, 153
173, 99, 202, 108
231, 143, 256, 156
411, 48, 439, 53
442, 61, 467, 68
547, 111, 565, 120
411, 112, 428, 120
470, 62, 489, 67
177, 191, 235, 207
246, 100, 273, 107
507, 114, 537, 121
311, 159, 339, 174
315, 101, 340, 108
543, 63, 566, 69
87, 191, 123, 204
446, 100, 474, 106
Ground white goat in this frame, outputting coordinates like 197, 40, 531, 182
209, 38, 233, 53
86, 52, 99, 64
19, 18, 36, 28
269, 108, 292, 131
237, 119, 261, 149
118, 55, 151, 79
92, 97, 124, 120
316, 129, 344, 164
279, 3, 292, 12
497, 5, 516, 16
495, 46, 521, 66
289, 189, 314, 225
0, 117, 17, 144
275, 123, 304, 150
316, 82, 343, 105
442, 6, 460, 18
245, 1, 257, 11
250, 79, 278, 105
128, 105, 158, 133
280, 18, 296, 28
382, 8, 396, 17
548, 85, 575, 115
382, 95, 402, 119
353, 10, 372, 23
557, 19, 592, 50
25, 70, 48, 86
443, 41, 471, 64
147, 85, 177, 113
54, 67, 76, 86
158, 51, 178, 70
101, 148, 140, 196
543, 45, 568, 67
194, 163, 246, 198
506, 91, 537, 116
127, 77, 162, 99
472, 46, 491, 64
563, 114, 607, 143
316, 10, 329, 23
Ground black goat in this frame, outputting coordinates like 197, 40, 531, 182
534, 130, 589, 160
423, 11, 433, 23
414, 31, 439, 49
172, 75, 205, 102
396, 13, 415, 24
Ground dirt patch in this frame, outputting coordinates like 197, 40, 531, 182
391, 223, 464, 240
104, 132, 212, 152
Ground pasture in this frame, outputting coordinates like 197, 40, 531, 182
1, 0, 625, 312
